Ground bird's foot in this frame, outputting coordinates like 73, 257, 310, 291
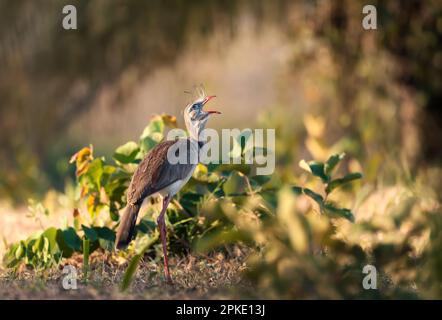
165, 275, 173, 285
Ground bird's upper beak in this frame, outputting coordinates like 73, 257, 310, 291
202, 95, 221, 114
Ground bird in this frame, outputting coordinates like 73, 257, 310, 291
115, 87, 221, 283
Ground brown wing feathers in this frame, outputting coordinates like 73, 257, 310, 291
127, 140, 176, 205
116, 139, 196, 249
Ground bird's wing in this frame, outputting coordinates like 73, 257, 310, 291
127, 139, 196, 205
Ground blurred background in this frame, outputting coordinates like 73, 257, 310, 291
0, 0, 441, 204
1, 1, 442, 299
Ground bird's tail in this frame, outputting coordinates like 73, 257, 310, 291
115, 203, 141, 250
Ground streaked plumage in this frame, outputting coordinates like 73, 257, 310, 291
115, 87, 220, 283
116, 140, 196, 249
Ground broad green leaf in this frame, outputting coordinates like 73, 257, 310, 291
15, 243, 25, 260
140, 115, 165, 140
102, 165, 117, 178
323, 202, 355, 222
179, 192, 204, 215
139, 115, 165, 154
121, 236, 157, 291
299, 160, 329, 182
113, 141, 140, 164
62, 227, 82, 251
82, 225, 98, 242
324, 153, 345, 175
121, 254, 143, 291
95, 227, 116, 242
105, 170, 131, 201
98, 238, 114, 251
325, 172, 363, 194
139, 136, 160, 154
56, 230, 74, 257
96, 227, 116, 251
136, 217, 157, 234
292, 186, 324, 206
249, 175, 272, 189
42, 227, 59, 254
32, 236, 43, 253
86, 158, 104, 190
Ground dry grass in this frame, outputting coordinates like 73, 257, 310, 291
0, 249, 253, 300
0, 201, 256, 300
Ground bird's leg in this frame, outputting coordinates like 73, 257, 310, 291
157, 195, 172, 283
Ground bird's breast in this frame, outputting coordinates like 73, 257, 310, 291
158, 163, 197, 197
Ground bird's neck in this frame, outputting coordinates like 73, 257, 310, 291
186, 121, 206, 143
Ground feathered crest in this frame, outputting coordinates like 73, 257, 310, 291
184, 84, 207, 103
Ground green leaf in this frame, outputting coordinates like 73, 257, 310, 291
86, 158, 104, 190
249, 175, 272, 189
95, 227, 116, 242
323, 203, 355, 222
121, 253, 143, 291
62, 227, 82, 251
41, 227, 59, 255
109, 203, 120, 221
140, 116, 164, 140
139, 116, 165, 154
113, 141, 140, 164
324, 153, 345, 175
15, 243, 25, 260
121, 236, 157, 291
95, 227, 116, 251
82, 225, 98, 242
299, 160, 329, 182
139, 136, 160, 154
136, 217, 157, 234
325, 172, 363, 194
56, 230, 74, 257
179, 192, 204, 215
292, 186, 324, 207
32, 236, 43, 253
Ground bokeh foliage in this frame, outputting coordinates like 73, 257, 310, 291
5, 112, 442, 299
0, 0, 441, 201
1, 0, 442, 299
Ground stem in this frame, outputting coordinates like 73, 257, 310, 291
83, 238, 90, 282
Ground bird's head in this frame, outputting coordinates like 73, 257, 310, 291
184, 87, 220, 140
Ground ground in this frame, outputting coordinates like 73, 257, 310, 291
0, 203, 253, 299
0, 252, 252, 299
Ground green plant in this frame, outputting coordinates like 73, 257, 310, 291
3, 225, 115, 270
3, 114, 271, 272
295, 153, 362, 222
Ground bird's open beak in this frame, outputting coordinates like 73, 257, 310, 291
202, 95, 221, 114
